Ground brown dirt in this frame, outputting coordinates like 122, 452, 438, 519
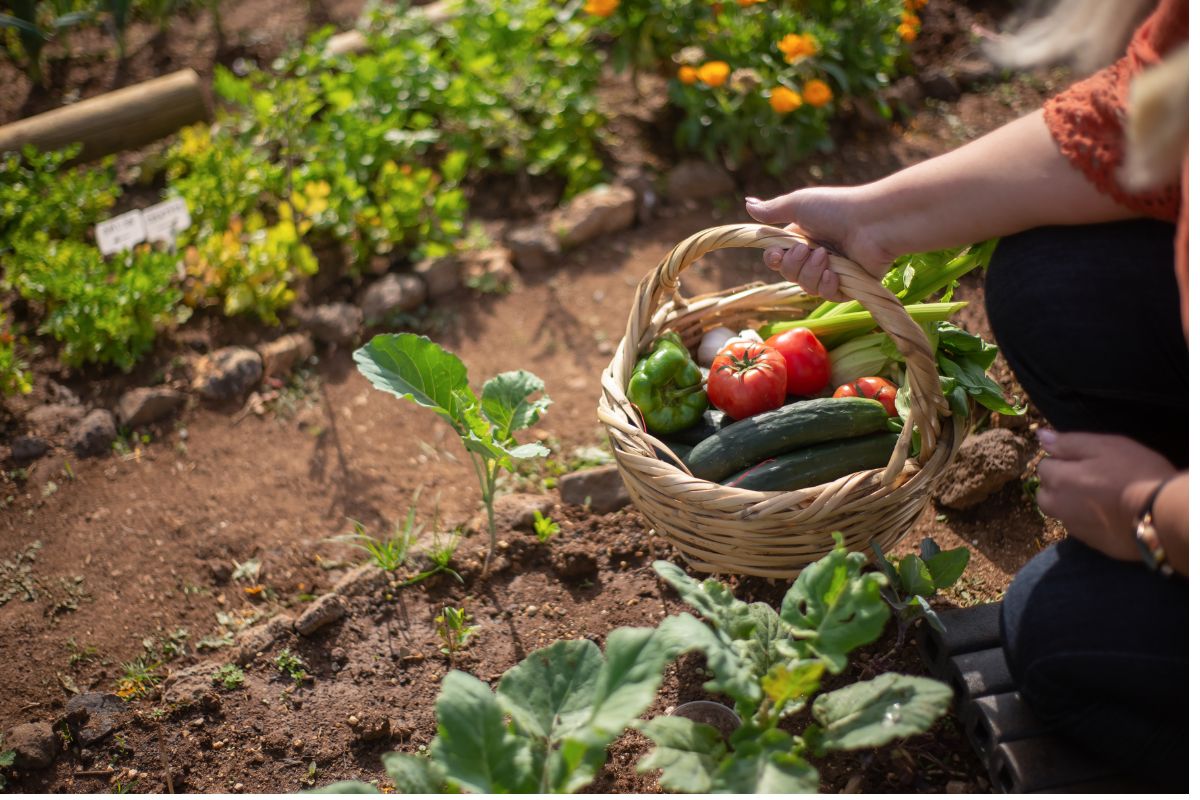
0, 0, 1072, 793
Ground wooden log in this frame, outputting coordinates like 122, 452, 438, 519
0, 68, 209, 162
323, 0, 454, 57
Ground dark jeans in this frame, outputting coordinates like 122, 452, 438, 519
985, 220, 1188, 790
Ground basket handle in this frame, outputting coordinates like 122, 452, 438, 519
620, 223, 948, 475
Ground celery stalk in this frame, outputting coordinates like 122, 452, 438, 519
759, 301, 967, 347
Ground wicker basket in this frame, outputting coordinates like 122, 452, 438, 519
598, 224, 966, 579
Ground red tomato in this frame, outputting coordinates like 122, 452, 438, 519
833, 376, 899, 416
707, 342, 787, 419
765, 328, 831, 396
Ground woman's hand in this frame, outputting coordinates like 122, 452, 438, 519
1036, 429, 1179, 563
745, 187, 897, 301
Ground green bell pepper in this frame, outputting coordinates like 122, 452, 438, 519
627, 332, 708, 434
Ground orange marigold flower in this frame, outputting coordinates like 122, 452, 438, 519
737, 0, 767, 6
902, 12, 920, 27
583, 0, 619, 17
769, 86, 803, 114
776, 32, 819, 64
678, 66, 698, 85
898, 22, 917, 42
697, 61, 731, 88
905, 0, 928, 9
802, 78, 833, 107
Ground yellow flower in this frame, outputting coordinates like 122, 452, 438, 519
802, 78, 833, 107
902, 11, 920, 27
898, 22, 917, 42
583, 0, 619, 17
777, 32, 819, 64
769, 86, 803, 114
697, 61, 730, 88
678, 65, 698, 85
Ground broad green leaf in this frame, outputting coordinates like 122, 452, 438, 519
925, 548, 970, 590
710, 729, 818, 793
636, 715, 726, 793
898, 555, 935, 598
381, 753, 445, 794
544, 736, 608, 795
779, 545, 889, 673
809, 673, 953, 754
307, 781, 379, 793
915, 595, 946, 635
761, 660, 824, 707
935, 323, 998, 370
653, 561, 756, 639
656, 614, 761, 712
430, 670, 537, 793
937, 354, 1021, 415
497, 639, 602, 741
584, 627, 673, 744
918, 537, 941, 561
481, 370, 551, 441
0, 749, 13, 768
354, 334, 471, 429
870, 540, 902, 589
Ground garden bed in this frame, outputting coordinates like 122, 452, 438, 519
0, 0, 1072, 792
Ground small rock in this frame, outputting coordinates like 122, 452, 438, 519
265, 613, 296, 640
10, 435, 49, 463
208, 560, 232, 585
26, 403, 85, 437
163, 664, 222, 710
332, 564, 389, 598
615, 166, 658, 225
413, 255, 462, 299
6, 721, 58, 769
551, 185, 637, 249
347, 711, 390, 743
192, 347, 263, 402
462, 248, 517, 291
664, 160, 735, 204
330, 647, 348, 664
883, 75, 924, 112
359, 273, 426, 322
257, 333, 315, 380
935, 429, 1028, 510
919, 68, 961, 102
551, 545, 598, 579
234, 621, 280, 666
115, 387, 186, 428
304, 303, 363, 347
468, 493, 553, 535
69, 409, 116, 457
294, 593, 347, 636
559, 465, 630, 514
65, 693, 127, 746
506, 223, 561, 271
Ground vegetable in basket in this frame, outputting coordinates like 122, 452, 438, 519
764, 326, 830, 395
706, 340, 787, 420
627, 332, 708, 434
834, 376, 898, 416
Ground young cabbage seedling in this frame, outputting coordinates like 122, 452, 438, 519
354, 333, 551, 572
434, 606, 477, 665
532, 510, 560, 543
871, 537, 970, 644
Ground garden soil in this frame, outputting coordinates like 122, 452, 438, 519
1, 1, 1070, 792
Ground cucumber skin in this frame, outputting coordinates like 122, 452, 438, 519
721, 433, 900, 492
686, 397, 888, 482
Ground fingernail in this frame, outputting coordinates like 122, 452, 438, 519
1036, 428, 1057, 446
746, 197, 762, 205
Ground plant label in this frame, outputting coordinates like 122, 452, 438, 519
143, 198, 192, 243
95, 209, 148, 255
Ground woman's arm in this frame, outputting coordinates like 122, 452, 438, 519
745, 111, 1139, 299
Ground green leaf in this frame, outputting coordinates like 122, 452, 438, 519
936, 353, 1020, 415
430, 670, 537, 793
924, 547, 970, 590
481, 370, 551, 441
935, 323, 998, 370
0, 749, 12, 769
710, 729, 819, 793
656, 613, 761, 713
354, 333, 472, 430
914, 594, 946, 635
779, 544, 889, 673
497, 639, 602, 741
869, 540, 902, 589
307, 781, 380, 793
381, 753, 445, 793
636, 716, 727, 793
761, 660, 825, 708
898, 555, 935, 598
653, 561, 756, 639
585, 627, 674, 744
808, 673, 953, 753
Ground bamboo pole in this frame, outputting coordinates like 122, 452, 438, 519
0, 68, 209, 162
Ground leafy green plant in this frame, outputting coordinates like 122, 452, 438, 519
0, 313, 32, 397
115, 655, 162, 699
212, 663, 245, 690
275, 648, 308, 686
532, 510, 560, 544
0, 145, 120, 255
871, 537, 969, 642
433, 605, 477, 663
335, 512, 420, 574
642, 536, 954, 792
354, 333, 551, 569
0, 1, 93, 83
0, 734, 14, 790
314, 627, 677, 793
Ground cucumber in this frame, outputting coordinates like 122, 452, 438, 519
721, 432, 899, 492
667, 408, 734, 446
685, 397, 889, 482
654, 439, 694, 465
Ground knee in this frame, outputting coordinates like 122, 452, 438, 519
983, 228, 1053, 354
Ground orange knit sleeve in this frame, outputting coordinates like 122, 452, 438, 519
1042, 0, 1187, 222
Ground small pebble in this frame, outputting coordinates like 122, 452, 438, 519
234, 783, 245, 792
292, 738, 304, 749
347, 715, 359, 726
212, 741, 225, 750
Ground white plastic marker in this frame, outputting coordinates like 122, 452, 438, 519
95, 209, 147, 255
143, 197, 191, 244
